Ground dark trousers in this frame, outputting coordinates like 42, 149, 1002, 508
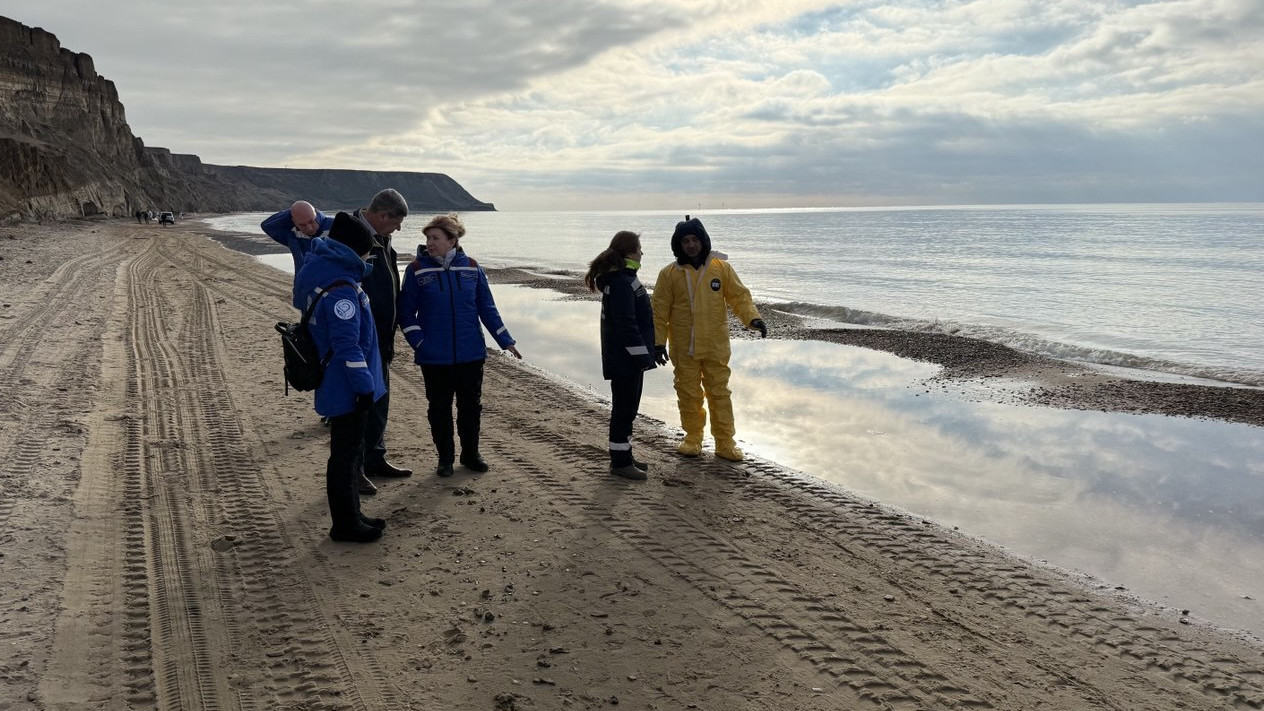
327, 408, 369, 530
609, 372, 644, 466
421, 360, 485, 463
362, 364, 389, 468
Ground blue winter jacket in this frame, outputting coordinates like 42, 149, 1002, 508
293, 237, 387, 417
596, 266, 657, 380
397, 247, 516, 365
261, 208, 335, 309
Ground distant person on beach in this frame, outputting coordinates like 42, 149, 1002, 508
293, 212, 387, 543
397, 213, 522, 478
261, 200, 335, 309
584, 230, 660, 480
349, 188, 412, 483
652, 216, 765, 462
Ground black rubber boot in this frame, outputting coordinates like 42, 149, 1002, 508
610, 463, 647, 480
330, 479, 381, 542
329, 523, 382, 542
460, 452, 489, 473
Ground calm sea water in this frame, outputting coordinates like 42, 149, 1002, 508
206, 204, 1264, 387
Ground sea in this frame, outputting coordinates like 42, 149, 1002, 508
203, 204, 1264, 640
208, 203, 1264, 388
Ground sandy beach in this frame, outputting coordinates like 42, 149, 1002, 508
2, 219, 1263, 711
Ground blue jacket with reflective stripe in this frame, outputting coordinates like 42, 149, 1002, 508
294, 237, 387, 416
398, 247, 515, 366
260, 208, 334, 308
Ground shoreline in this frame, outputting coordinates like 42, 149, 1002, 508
2, 218, 1262, 710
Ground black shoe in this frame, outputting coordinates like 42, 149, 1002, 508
632, 458, 649, 472
610, 463, 648, 481
436, 463, 455, 478
357, 473, 378, 496
460, 453, 489, 473
366, 460, 412, 478
359, 513, 386, 530
329, 523, 383, 543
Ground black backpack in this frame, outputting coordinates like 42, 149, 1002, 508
275, 280, 351, 394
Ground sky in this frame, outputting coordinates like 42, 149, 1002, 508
7, 0, 1263, 210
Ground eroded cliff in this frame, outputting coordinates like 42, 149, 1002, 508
0, 15, 493, 221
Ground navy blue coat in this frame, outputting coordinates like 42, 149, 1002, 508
398, 247, 516, 365
596, 267, 656, 380
293, 237, 387, 417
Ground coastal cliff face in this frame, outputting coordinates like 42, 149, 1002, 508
0, 17, 146, 219
207, 165, 495, 213
0, 15, 493, 221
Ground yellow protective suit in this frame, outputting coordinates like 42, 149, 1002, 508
652, 252, 761, 452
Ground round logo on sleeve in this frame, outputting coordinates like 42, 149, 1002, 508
710, 278, 721, 291
333, 299, 357, 320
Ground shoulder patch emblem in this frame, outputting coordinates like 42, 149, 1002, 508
333, 299, 357, 320
710, 278, 721, 291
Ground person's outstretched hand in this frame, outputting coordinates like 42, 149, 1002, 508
750, 318, 767, 338
654, 344, 670, 365
506, 345, 523, 359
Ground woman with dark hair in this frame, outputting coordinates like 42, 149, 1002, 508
584, 230, 662, 480
398, 214, 522, 478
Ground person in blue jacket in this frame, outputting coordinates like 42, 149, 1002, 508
261, 200, 335, 309
584, 230, 661, 480
293, 212, 388, 543
398, 213, 522, 478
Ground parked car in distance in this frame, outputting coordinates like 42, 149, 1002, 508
158, 211, 175, 225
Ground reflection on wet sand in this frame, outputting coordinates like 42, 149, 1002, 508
490, 284, 1264, 639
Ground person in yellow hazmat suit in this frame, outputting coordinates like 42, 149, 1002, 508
652, 216, 767, 461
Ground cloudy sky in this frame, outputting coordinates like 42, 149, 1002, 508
8, 0, 1263, 210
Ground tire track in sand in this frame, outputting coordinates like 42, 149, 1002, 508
471, 358, 1264, 711
151, 232, 407, 710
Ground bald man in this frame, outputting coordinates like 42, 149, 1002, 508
261, 200, 336, 309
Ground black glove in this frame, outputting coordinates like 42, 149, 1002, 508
354, 392, 375, 412
654, 344, 670, 366
750, 318, 767, 338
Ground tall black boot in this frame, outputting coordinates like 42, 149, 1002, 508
328, 466, 381, 543
353, 485, 385, 529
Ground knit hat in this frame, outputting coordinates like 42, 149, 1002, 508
328, 211, 374, 257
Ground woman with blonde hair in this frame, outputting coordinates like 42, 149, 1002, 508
398, 214, 522, 477
584, 230, 662, 480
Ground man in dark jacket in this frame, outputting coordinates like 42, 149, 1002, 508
351, 188, 412, 479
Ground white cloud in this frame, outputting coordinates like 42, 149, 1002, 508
5, 0, 1262, 208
